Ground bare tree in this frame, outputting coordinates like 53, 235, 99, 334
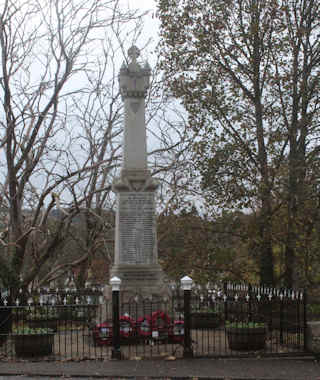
0, 0, 193, 292
0, 0, 141, 293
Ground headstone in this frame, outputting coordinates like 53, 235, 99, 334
108, 46, 168, 300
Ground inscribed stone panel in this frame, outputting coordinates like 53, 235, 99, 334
119, 192, 155, 264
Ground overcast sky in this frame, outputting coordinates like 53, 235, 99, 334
127, 0, 159, 62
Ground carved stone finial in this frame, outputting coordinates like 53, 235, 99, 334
119, 46, 150, 99
128, 46, 140, 64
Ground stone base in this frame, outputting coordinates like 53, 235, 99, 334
105, 264, 170, 302
102, 264, 171, 321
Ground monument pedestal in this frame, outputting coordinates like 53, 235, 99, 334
108, 178, 169, 301
109, 263, 169, 300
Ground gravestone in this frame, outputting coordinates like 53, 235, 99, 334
109, 46, 168, 300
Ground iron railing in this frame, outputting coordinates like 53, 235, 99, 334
0, 282, 310, 360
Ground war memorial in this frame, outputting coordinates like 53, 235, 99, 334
109, 46, 168, 300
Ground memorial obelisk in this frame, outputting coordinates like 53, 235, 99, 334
110, 46, 167, 299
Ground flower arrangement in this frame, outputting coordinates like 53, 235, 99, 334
226, 321, 266, 329
27, 307, 59, 321
193, 306, 218, 313
13, 326, 54, 335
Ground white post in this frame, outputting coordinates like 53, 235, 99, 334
181, 276, 193, 291
110, 276, 121, 291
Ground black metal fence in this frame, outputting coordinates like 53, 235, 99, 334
0, 282, 310, 360
0, 287, 113, 360
188, 282, 307, 358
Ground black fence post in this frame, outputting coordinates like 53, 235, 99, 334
181, 276, 193, 358
279, 292, 284, 345
223, 282, 228, 322
303, 289, 307, 352
248, 283, 252, 322
0, 289, 12, 347
110, 277, 121, 360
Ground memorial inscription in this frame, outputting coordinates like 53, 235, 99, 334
119, 192, 156, 265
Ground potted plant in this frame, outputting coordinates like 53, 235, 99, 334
226, 321, 267, 351
13, 327, 55, 357
191, 307, 221, 329
27, 307, 58, 332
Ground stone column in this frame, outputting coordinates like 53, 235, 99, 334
109, 46, 167, 300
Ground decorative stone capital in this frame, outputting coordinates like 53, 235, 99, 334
112, 169, 159, 192
119, 46, 151, 99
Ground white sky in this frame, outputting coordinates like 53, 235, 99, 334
126, 0, 159, 61
127, 0, 157, 11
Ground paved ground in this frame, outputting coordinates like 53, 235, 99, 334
0, 356, 319, 380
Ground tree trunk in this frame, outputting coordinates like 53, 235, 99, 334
259, 198, 274, 286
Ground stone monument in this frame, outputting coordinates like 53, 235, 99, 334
109, 46, 167, 299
